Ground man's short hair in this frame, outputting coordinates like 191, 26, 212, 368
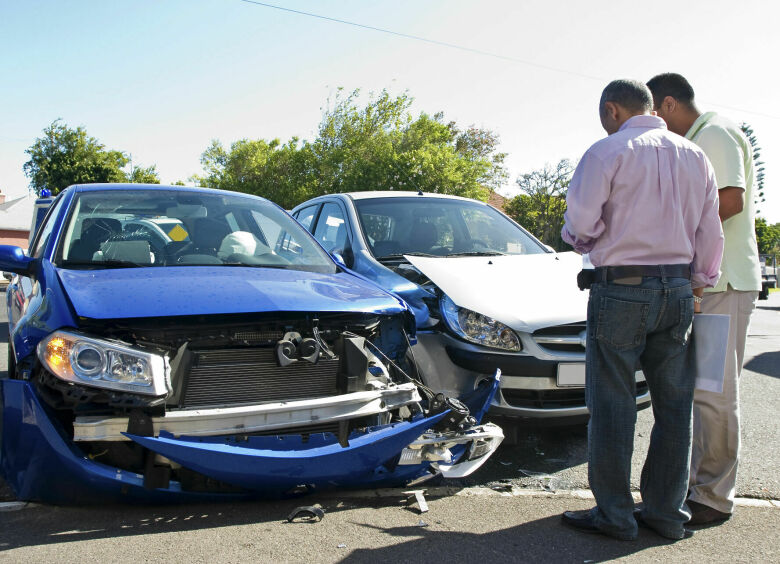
646, 73, 696, 109
599, 79, 653, 116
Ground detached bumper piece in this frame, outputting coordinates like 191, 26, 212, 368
0, 374, 501, 505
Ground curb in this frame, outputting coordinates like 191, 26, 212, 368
323, 486, 780, 509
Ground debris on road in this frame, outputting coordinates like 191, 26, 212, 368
286, 505, 325, 523
404, 489, 429, 513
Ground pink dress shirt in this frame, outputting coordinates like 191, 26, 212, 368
562, 115, 723, 289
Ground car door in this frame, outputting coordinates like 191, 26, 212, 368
310, 201, 354, 267
7, 193, 67, 335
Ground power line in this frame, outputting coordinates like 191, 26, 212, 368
236, 0, 780, 121
236, 0, 604, 81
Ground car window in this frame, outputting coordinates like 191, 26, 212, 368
30, 194, 66, 259
312, 203, 349, 253
354, 197, 546, 258
294, 205, 319, 231
58, 190, 337, 273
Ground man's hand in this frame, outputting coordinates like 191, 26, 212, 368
693, 287, 704, 314
718, 186, 745, 221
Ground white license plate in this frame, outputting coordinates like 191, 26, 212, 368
557, 363, 586, 387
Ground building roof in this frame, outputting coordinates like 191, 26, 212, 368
0, 192, 37, 231
487, 190, 508, 211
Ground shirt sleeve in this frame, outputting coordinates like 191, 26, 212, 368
695, 126, 745, 190
690, 163, 724, 289
561, 150, 611, 254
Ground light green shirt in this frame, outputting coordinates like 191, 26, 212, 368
686, 112, 761, 293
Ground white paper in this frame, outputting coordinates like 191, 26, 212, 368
693, 314, 730, 393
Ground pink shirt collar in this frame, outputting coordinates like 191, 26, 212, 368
618, 114, 667, 132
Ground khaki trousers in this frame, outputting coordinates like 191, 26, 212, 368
689, 288, 757, 513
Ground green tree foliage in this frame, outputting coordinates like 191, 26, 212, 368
194, 89, 508, 210
755, 217, 780, 255
504, 159, 574, 251
24, 120, 160, 195
24, 120, 128, 195
127, 163, 160, 184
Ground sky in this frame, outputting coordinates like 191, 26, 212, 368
1, 0, 778, 223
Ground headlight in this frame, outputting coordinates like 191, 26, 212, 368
440, 295, 522, 352
38, 331, 167, 396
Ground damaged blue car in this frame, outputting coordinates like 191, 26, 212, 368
0, 184, 502, 505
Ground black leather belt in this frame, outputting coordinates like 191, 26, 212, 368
594, 264, 691, 282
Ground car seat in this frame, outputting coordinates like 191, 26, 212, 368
190, 217, 231, 256
407, 221, 437, 254
68, 218, 122, 261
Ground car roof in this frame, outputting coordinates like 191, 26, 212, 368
342, 191, 484, 204
67, 183, 264, 201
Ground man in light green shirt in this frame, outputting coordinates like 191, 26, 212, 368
648, 73, 761, 526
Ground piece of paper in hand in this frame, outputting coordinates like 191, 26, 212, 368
692, 314, 730, 394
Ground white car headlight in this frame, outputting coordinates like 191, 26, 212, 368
440, 295, 522, 352
38, 331, 168, 396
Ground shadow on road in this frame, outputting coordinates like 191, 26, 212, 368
343, 513, 679, 563
0, 497, 355, 552
745, 350, 780, 379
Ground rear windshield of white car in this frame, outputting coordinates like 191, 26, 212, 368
57, 190, 337, 273
354, 197, 547, 259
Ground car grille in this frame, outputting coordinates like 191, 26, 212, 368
532, 322, 587, 353
502, 381, 649, 409
181, 347, 340, 408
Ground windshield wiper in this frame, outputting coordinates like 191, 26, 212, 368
445, 251, 506, 257
221, 262, 293, 269
375, 252, 438, 260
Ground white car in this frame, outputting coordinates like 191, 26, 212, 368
292, 191, 650, 424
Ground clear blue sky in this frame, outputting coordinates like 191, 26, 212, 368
2, 0, 778, 222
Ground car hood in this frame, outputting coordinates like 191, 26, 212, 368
57, 266, 406, 319
405, 252, 588, 333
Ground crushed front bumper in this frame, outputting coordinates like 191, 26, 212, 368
0, 375, 502, 505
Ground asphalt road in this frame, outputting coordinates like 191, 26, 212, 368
0, 289, 777, 562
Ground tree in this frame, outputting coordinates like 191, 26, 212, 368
195, 89, 508, 209
127, 163, 160, 184
504, 159, 574, 250
755, 217, 780, 255
740, 122, 766, 213
24, 120, 128, 195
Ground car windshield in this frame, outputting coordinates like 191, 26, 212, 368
354, 197, 546, 259
58, 189, 337, 273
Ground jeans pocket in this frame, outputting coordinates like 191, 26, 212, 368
671, 297, 694, 345
596, 296, 650, 350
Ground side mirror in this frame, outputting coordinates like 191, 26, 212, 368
0, 246, 34, 276
330, 252, 347, 268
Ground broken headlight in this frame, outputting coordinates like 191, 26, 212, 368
37, 330, 168, 396
440, 295, 522, 352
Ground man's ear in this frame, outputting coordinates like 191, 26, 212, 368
604, 101, 619, 121
662, 95, 677, 113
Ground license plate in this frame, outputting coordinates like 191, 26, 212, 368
557, 363, 586, 387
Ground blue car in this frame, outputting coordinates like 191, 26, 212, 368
0, 184, 502, 504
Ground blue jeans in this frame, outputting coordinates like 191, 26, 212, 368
586, 276, 695, 539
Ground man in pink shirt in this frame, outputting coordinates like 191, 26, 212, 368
560, 79, 723, 541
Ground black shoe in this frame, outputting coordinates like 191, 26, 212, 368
634, 509, 694, 540
686, 500, 731, 526
562, 509, 635, 541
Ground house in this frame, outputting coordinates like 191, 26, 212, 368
0, 191, 37, 249
487, 190, 508, 212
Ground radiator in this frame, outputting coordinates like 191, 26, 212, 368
181, 348, 340, 408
